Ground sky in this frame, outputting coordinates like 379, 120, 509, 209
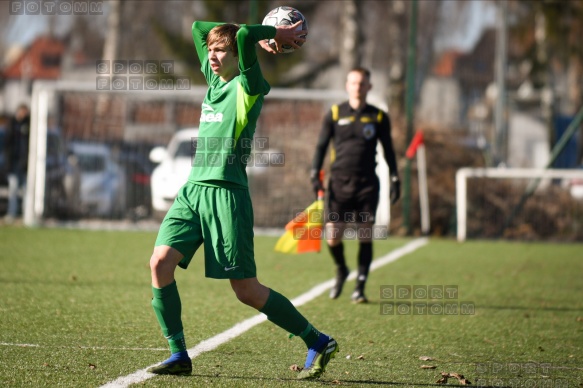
433, 0, 497, 54
3, 14, 73, 46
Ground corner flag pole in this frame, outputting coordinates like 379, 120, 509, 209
406, 131, 430, 235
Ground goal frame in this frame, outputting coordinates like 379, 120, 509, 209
456, 167, 583, 242
25, 80, 397, 229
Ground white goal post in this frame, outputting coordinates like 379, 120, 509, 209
25, 80, 207, 226
456, 167, 583, 242
24, 80, 397, 230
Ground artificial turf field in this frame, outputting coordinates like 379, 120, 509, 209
0, 226, 581, 387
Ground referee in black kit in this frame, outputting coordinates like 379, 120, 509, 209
310, 67, 400, 303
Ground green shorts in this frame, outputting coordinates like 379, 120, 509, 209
155, 181, 256, 279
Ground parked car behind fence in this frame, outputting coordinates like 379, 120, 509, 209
149, 128, 198, 219
69, 142, 126, 218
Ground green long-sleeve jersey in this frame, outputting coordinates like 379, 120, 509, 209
188, 21, 276, 188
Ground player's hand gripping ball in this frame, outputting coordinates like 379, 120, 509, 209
262, 6, 307, 53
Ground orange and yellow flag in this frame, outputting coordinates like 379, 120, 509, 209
274, 193, 324, 254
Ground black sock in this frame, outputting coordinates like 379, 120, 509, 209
328, 243, 347, 270
356, 242, 373, 291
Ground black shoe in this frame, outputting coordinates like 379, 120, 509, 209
329, 267, 349, 299
351, 289, 368, 304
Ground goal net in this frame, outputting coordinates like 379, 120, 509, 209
456, 167, 583, 241
24, 80, 393, 231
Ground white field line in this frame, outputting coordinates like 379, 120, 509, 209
0, 342, 40, 347
0, 342, 168, 351
99, 237, 428, 388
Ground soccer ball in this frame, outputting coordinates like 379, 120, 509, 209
262, 6, 308, 54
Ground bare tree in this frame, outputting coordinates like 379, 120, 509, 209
340, 0, 363, 77
93, 0, 121, 136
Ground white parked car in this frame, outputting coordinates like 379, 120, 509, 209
149, 128, 198, 216
149, 127, 275, 218
69, 142, 126, 218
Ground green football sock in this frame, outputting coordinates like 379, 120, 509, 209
151, 281, 187, 354
259, 289, 321, 348
298, 323, 322, 349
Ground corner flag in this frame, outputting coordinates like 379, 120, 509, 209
275, 171, 325, 254
274, 193, 324, 254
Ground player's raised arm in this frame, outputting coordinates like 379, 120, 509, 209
236, 24, 275, 71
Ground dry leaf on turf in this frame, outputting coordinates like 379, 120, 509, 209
437, 372, 472, 385
436, 372, 449, 384
419, 356, 433, 361
357, 354, 365, 360
421, 365, 437, 369
88, 364, 96, 370
289, 364, 302, 372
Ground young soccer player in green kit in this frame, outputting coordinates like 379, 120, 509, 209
147, 20, 338, 380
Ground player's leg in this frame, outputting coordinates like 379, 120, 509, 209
211, 187, 319, 340
326, 175, 352, 299
150, 245, 183, 288
147, 184, 203, 375
351, 180, 380, 303
148, 245, 192, 375
352, 222, 374, 303
230, 278, 314, 341
326, 221, 349, 299
229, 278, 339, 379
214, 187, 338, 379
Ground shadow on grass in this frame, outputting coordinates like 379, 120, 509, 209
186, 373, 513, 387
0, 277, 146, 288
477, 304, 583, 313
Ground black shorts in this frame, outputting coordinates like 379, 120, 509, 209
326, 174, 379, 224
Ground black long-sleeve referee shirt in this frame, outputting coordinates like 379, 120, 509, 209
312, 101, 398, 179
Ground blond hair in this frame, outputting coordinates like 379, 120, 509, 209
207, 24, 240, 55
